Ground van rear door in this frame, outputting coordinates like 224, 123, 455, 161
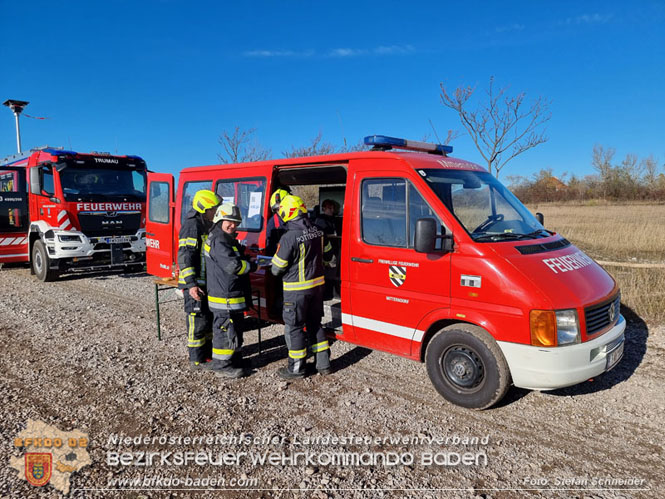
346, 162, 452, 357
146, 172, 175, 278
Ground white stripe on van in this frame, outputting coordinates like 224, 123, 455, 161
57, 210, 67, 221
0, 253, 29, 258
342, 313, 425, 342
0, 238, 16, 246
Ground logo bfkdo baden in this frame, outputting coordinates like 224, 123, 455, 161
25, 453, 52, 487
11, 419, 91, 495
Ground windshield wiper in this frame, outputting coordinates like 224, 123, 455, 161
473, 232, 541, 242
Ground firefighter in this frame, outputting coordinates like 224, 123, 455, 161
178, 189, 221, 370
271, 195, 335, 379
205, 202, 257, 378
266, 188, 290, 255
266, 188, 290, 317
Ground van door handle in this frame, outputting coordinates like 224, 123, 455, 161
351, 257, 373, 263
146, 232, 155, 236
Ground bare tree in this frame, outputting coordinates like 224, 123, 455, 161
440, 77, 551, 178
282, 131, 337, 158
217, 126, 271, 163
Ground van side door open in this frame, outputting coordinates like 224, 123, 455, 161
146, 172, 175, 279
346, 160, 452, 358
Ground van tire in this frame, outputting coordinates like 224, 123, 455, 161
425, 324, 510, 410
32, 240, 59, 282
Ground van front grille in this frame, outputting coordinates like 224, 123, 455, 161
585, 293, 621, 336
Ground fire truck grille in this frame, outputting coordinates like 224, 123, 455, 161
515, 238, 571, 255
585, 293, 621, 336
77, 213, 141, 237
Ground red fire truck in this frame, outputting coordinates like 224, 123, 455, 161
145, 135, 625, 409
0, 147, 148, 281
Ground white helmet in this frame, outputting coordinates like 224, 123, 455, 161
213, 203, 242, 224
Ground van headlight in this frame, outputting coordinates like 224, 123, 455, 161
556, 309, 580, 345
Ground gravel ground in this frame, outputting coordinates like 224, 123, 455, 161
0, 265, 663, 498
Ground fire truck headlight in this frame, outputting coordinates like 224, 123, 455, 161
58, 235, 82, 242
556, 309, 580, 346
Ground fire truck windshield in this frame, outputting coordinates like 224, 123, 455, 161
421, 169, 548, 241
59, 167, 146, 202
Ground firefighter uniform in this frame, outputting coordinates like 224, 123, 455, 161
205, 204, 257, 376
178, 208, 215, 364
271, 195, 335, 377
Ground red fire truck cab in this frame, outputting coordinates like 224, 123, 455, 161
146, 135, 625, 409
0, 147, 148, 281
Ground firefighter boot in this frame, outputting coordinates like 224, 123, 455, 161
190, 359, 214, 371
214, 366, 246, 379
277, 367, 306, 380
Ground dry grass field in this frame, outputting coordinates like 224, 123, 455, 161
529, 202, 665, 323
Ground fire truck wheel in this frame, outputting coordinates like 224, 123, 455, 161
32, 240, 59, 282
425, 324, 511, 410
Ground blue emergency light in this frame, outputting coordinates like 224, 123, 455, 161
364, 135, 453, 155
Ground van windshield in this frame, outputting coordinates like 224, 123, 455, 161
420, 169, 548, 241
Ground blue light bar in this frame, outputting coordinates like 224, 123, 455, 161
364, 135, 453, 154
43, 148, 78, 156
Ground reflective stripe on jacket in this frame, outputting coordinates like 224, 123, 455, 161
270, 217, 333, 292
205, 226, 257, 312
177, 209, 210, 289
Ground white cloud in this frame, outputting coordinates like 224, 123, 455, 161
243, 49, 314, 58
495, 23, 525, 33
565, 13, 614, 25
243, 45, 415, 59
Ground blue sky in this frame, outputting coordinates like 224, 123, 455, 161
1, 1, 663, 181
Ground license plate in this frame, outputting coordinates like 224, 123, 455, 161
104, 236, 131, 244
606, 339, 624, 371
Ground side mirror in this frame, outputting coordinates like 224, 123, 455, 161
536, 212, 544, 226
415, 218, 453, 254
415, 218, 437, 253
30, 167, 41, 195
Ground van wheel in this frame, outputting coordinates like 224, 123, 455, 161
32, 240, 59, 282
425, 324, 510, 410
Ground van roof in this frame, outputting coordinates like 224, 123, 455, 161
180, 150, 486, 174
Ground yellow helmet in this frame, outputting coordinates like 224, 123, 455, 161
278, 195, 307, 222
270, 188, 289, 211
192, 189, 221, 213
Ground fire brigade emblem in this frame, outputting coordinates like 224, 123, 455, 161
389, 266, 406, 287
25, 453, 52, 487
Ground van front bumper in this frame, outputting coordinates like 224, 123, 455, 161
497, 314, 626, 391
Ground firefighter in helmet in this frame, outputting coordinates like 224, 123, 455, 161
266, 187, 289, 255
271, 195, 335, 378
205, 202, 257, 378
178, 189, 221, 370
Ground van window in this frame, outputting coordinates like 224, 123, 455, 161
215, 177, 266, 232
361, 179, 407, 247
408, 183, 445, 249
181, 181, 212, 224
149, 181, 170, 224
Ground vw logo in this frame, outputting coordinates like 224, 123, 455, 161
608, 302, 616, 322
106, 211, 118, 218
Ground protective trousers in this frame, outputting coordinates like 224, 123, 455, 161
283, 287, 330, 374
211, 311, 245, 369
184, 293, 213, 363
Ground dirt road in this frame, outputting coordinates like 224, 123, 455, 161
0, 266, 662, 498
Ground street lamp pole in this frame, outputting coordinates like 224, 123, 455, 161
3, 99, 30, 154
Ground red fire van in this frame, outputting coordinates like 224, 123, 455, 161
146, 135, 625, 409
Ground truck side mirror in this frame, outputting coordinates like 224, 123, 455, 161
29, 167, 42, 195
415, 218, 437, 253
536, 212, 544, 226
